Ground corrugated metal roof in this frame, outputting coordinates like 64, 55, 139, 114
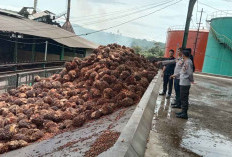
0, 13, 98, 49
0, 8, 24, 18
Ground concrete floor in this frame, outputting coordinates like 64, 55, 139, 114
145, 74, 232, 157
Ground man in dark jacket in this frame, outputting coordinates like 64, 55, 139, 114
159, 49, 176, 99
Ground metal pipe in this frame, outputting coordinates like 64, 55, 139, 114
67, 0, 71, 22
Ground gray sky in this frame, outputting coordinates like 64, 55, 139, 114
0, 0, 231, 42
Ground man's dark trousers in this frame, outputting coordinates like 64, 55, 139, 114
174, 79, 181, 106
180, 85, 191, 112
162, 74, 173, 95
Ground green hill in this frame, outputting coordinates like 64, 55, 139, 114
73, 24, 165, 58
73, 25, 165, 49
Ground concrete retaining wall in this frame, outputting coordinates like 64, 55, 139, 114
99, 71, 161, 157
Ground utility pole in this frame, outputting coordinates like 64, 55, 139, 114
182, 0, 197, 49
193, 8, 203, 57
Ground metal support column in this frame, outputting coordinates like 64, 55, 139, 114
32, 41, 36, 62
44, 41, 48, 68
182, 0, 197, 49
60, 45, 64, 60
84, 49, 87, 58
16, 74, 19, 88
67, 0, 71, 22
14, 39, 18, 71
73, 48, 76, 57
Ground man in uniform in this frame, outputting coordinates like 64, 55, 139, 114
159, 49, 175, 99
159, 48, 183, 107
171, 49, 194, 119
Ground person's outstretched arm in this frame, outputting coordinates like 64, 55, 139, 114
157, 59, 176, 66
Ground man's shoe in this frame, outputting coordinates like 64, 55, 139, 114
159, 92, 166, 96
166, 95, 171, 99
171, 99, 176, 105
171, 102, 176, 106
175, 111, 183, 115
172, 102, 181, 106
172, 105, 181, 109
176, 113, 188, 119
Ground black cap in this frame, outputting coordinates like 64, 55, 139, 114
182, 48, 191, 57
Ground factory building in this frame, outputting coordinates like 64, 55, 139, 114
0, 9, 98, 64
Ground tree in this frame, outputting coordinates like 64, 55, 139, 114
131, 43, 164, 58
131, 46, 142, 54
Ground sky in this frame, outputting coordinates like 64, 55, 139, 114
0, 0, 232, 42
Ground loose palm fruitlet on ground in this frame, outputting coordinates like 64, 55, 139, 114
0, 44, 158, 153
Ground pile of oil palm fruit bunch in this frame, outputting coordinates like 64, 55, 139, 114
0, 43, 158, 153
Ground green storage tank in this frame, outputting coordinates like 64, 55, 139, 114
202, 16, 232, 76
